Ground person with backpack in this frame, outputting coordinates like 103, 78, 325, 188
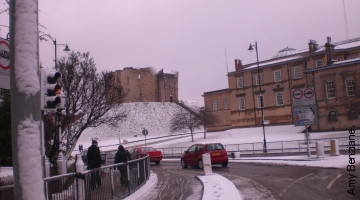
114, 145, 132, 187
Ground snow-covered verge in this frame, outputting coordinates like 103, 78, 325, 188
0, 167, 14, 185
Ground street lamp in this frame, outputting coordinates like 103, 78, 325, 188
248, 41, 267, 153
53, 39, 70, 68
53, 39, 70, 174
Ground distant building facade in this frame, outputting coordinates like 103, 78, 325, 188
203, 37, 360, 132
106, 67, 178, 103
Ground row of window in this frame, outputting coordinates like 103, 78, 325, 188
212, 92, 284, 111
325, 77, 355, 98
236, 67, 302, 88
328, 109, 358, 121
316, 56, 358, 67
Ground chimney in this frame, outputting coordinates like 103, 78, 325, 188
234, 59, 243, 71
308, 39, 318, 53
325, 36, 335, 65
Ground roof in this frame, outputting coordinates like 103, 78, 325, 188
244, 55, 304, 70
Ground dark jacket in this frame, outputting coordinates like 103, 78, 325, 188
114, 149, 132, 169
87, 144, 102, 169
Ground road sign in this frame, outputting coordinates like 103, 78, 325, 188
293, 105, 318, 126
292, 87, 315, 106
0, 38, 10, 89
142, 129, 148, 136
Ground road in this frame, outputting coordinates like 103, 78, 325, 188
141, 161, 358, 200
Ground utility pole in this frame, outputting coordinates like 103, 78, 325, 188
10, 0, 45, 199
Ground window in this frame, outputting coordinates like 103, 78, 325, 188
328, 110, 337, 121
348, 109, 358, 120
316, 60, 324, 67
276, 92, 284, 106
236, 77, 244, 88
255, 74, 263, 85
224, 99, 228, 110
325, 80, 335, 99
345, 77, 355, 96
212, 100, 217, 111
336, 58, 342, 61
238, 97, 245, 110
257, 95, 264, 108
274, 71, 281, 82
350, 56, 358, 59
294, 67, 302, 79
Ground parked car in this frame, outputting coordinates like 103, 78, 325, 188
181, 143, 228, 169
129, 147, 163, 165
80, 149, 107, 165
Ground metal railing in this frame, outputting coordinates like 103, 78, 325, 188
155, 136, 360, 156
0, 155, 150, 200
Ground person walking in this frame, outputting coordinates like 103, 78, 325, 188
114, 145, 132, 187
87, 140, 102, 190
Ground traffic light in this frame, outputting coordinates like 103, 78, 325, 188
41, 70, 66, 110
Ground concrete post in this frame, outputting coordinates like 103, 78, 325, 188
202, 153, 212, 176
330, 139, 340, 156
316, 141, 325, 158
75, 154, 85, 200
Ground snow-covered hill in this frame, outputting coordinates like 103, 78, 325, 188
77, 102, 187, 144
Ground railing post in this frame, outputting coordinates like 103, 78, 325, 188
127, 165, 131, 194
252, 143, 254, 154
137, 162, 140, 186
172, 148, 173, 157
298, 140, 301, 152
281, 142, 284, 153
111, 168, 114, 199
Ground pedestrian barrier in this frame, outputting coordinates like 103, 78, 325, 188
0, 155, 150, 200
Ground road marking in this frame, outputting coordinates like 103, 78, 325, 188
279, 173, 314, 197
327, 174, 342, 189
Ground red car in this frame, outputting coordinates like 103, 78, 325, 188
129, 146, 163, 165
181, 143, 228, 169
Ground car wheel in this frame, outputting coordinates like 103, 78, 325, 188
181, 159, 188, 169
155, 161, 160, 165
198, 159, 203, 169
221, 162, 228, 167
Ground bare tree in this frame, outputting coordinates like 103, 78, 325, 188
170, 107, 201, 142
50, 51, 126, 159
197, 107, 220, 139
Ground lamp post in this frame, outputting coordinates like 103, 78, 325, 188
53, 39, 70, 174
248, 41, 267, 153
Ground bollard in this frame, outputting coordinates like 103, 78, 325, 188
234, 152, 241, 158
330, 139, 340, 156
202, 153, 212, 176
316, 141, 325, 158
75, 154, 85, 200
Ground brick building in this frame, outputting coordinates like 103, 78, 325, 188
106, 67, 178, 103
203, 37, 360, 132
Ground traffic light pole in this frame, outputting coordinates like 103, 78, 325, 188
56, 109, 66, 174
10, 0, 45, 199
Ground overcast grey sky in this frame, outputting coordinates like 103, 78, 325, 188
1, 0, 360, 102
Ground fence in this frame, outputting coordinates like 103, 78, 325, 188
0, 155, 150, 200
156, 136, 360, 156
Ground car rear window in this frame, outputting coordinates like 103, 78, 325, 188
205, 144, 224, 151
141, 147, 156, 152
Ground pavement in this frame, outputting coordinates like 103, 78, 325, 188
125, 153, 359, 200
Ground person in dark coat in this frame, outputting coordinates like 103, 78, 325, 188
87, 140, 102, 190
114, 145, 132, 187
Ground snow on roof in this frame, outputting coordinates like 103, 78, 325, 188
160, 68, 178, 75
245, 55, 304, 70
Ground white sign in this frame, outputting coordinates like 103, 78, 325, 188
0, 38, 10, 89
292, 87, 315, 106
293, 105, 318, 126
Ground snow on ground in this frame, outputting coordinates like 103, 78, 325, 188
197, 173, 242, 200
